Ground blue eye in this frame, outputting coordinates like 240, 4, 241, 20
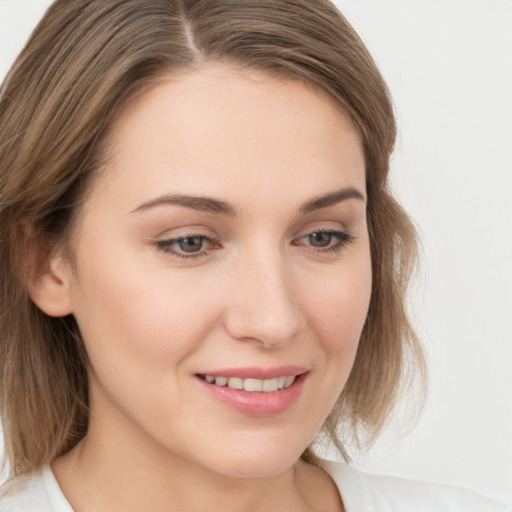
175, 236, 206, 253
156, 229, 354, 260
298, 230, 353, 253
156, 235, 213, 258
307, 231, 335, 247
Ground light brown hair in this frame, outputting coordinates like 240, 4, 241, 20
0, 0, 425, 478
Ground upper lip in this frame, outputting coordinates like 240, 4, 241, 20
196, 366, 308, 380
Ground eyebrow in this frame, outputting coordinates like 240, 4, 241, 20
131, 186, 365, 216
298, 187, 366, 214
131, 194, 239, 216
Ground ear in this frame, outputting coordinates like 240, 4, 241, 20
20, 226, 74, 317
28, 253, 74, 317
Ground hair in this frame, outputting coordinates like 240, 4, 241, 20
0, 0, 425, 478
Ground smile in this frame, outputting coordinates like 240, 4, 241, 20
198, 375, 296, 392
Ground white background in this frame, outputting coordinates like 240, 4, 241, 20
1, 0, 511, 506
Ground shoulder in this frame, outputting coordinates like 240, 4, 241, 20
320, 459, 511, 512
0, 470, 53, 512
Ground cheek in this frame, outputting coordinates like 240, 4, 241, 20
304, 255, 372, 349
69, 260, 225, 431
73, 269, 215, 364
69, 246, 218, 385
301, 250, 372, 411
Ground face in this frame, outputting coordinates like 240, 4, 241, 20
62, 64, 371, 478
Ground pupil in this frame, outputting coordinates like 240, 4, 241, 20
309, 232, 332, 247
179, 237, 204, 253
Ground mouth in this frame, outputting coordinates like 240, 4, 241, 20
195, 368, 308, 417
197, 374, 297, 392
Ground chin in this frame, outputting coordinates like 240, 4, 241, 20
197, 441, 305, 479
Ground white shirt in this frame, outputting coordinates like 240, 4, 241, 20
321, 460, 509, 512
0, 459, 509, 511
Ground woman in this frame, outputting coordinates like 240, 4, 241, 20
0, 1, 508, 510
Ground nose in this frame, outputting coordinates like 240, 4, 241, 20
223, 249, 301, 348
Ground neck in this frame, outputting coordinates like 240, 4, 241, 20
51, 426, 320, 512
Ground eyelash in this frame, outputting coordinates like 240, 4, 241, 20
294, 230, 355, 255
156, 236, 219, 260
155, 229, 355, 260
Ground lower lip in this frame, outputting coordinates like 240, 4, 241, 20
196, 373, 307, 417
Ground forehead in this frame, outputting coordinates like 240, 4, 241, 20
90, 64, 365, 212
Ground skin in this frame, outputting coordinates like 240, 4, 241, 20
35, 64, 372, 512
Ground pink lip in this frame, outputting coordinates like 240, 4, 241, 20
196, 370, 308, 417
197, 365, 307, 380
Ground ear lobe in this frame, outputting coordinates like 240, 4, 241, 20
27, 254, 74, 318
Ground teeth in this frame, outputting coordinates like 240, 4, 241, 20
284, 375, 295, 387
244, 378, 263, 392
262, 378, 278, 392
227, 377, 244, 390
204, 375, 297, 392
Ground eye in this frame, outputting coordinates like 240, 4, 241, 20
307, 231, 335, 247
156, 235, 217, 259
175, 236, 207, 253
296, 229, 354, 254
